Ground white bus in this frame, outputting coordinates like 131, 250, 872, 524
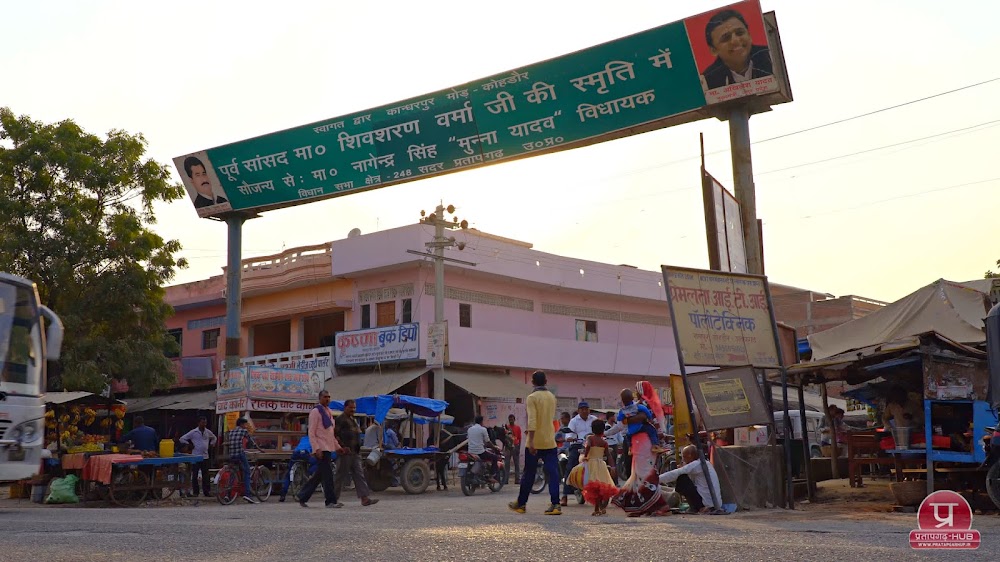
0, 273, 63, 481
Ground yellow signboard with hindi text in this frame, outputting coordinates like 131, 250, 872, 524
661, 266, 780, 368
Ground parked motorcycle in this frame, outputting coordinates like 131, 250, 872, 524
982, 426, 1000, 509
458, 450, 504, 496
559, 432, 585, 504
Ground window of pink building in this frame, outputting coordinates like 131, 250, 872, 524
201, 328, 220, 350
575, 320, 598, 342
459, 303, 471, 328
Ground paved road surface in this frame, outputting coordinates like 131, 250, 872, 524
2, 486, 997, 561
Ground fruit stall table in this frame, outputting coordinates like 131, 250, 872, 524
81, 453, 204, 506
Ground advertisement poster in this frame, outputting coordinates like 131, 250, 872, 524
684, 0, 779, 104
246, 366, 323, 402
662, 265, 780, 368
335, 323, 420, 366
216, 368, 247, 399
699, 378, 752, 416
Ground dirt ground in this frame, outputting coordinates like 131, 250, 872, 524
785, 477, 999, 521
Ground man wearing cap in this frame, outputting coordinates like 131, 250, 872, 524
562, 401, 599, 506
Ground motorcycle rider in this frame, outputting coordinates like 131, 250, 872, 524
467, 416, 501, 483
561, 401, 599, 506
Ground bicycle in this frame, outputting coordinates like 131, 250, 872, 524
216, 452, 274, 504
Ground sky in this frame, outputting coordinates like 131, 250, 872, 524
3, 0, 999, 303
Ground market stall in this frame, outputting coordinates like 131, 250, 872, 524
43, 392, 127, 479
79, 452, 204, 506
784, 332, 996, 503
215, 365, 326, 495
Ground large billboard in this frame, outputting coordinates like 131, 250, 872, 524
661, 265, 780, 368
175, 0, 789, 218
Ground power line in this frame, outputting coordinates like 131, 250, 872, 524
784, 177, 1000, 221
757, 119, 1000, 176
755, 77, 1000, 144
599, 77, 1000, 178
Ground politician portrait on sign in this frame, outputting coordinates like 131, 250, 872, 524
684, 1, 776, 104
173, 151, 232, 217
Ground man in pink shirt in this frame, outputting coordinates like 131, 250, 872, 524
297, 390, 343, 508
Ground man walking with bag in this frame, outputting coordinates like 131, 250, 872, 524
297, 390, 343, 508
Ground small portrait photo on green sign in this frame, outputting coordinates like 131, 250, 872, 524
174, 151, 232, 217
684, 0, 778, 105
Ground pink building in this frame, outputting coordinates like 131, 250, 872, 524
161, 223, 832, 423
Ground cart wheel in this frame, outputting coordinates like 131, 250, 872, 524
366, 465, 392, 492
216, 466, 238, 505
252, 465, 273, 502
986, 462, 1000, 510
110, 468, 150, 507
401, 459, 431, 495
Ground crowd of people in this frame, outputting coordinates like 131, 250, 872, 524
156, 373, 720, 517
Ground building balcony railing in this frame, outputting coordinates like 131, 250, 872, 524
230, 243, 334, 295
238, 346, 335, 379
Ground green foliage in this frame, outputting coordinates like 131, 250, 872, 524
987, 259, 999, 279
0, 108, 187, 396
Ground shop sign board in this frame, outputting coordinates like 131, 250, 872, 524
216, 396, 321, 414
246, 366, 324, 402
661, 265, 780, 368
216, 366, 324, 406
174, 0, 788, 218
334, 323, 420, 366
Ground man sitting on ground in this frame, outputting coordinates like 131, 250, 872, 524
658, 445, 721, 514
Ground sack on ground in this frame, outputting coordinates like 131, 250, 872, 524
45, 475, 80, 504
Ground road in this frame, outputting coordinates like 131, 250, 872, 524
1, 486, 997, 561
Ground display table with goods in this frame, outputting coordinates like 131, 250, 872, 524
44, 401, 127, 457
79, 452, 203, 506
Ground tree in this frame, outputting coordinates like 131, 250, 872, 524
987, 259, 999, 279
0, 108, 187, 396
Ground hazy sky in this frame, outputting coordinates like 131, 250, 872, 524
4, 1, 998, 303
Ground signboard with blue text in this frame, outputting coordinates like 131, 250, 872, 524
175, 0, 788, 217
334, 323, 420, 366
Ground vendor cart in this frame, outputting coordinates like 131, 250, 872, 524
355, 394, 449, 495
82, 453, 202, 506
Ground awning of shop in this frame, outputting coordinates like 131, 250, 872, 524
124, 394, 191, 412
45, 391, 94, 405
439, 368, 533, 400
325, 367, 430, 401
158, 390, 217, 411
45, 391, 125, 405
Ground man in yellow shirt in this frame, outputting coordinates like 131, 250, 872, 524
509, 371, 562, 515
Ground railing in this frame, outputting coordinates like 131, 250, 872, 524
241, 243, 332, 275
237, 346, 335, 378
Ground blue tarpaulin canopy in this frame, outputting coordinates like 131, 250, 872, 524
353, 394, 448, 424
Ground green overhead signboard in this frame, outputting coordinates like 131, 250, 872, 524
175, 0, 788, 218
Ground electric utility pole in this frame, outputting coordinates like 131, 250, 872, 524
406, 204, 474, 400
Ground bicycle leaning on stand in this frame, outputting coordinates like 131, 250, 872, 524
215, 451, 274, 505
